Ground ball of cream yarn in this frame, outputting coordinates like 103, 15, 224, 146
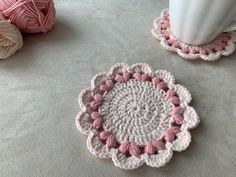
0, 0, 56, 33
0, 15, 23, 59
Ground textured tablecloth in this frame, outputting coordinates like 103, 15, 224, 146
0, 0, 236, 177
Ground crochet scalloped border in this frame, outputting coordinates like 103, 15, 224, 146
76, 63, 199, 169
151, 9, 236, 61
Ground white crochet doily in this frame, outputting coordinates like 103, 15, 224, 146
151, 9, 236, 61
76, 63, 199, 169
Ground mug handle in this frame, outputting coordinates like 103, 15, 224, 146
224, 21, 236, 32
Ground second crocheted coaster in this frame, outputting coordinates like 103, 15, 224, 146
151, 9, 236, 61
76, 63, 199, 169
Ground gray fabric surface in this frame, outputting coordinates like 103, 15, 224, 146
0, 0, 236, 176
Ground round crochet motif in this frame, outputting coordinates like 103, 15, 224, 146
76, 63, 199, 169
100, 79, 173, 145
151, 9, 236, 61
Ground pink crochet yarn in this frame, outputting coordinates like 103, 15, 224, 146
76, 63, 200, 169
0, 0, 56, 33
152, 9, 236, 61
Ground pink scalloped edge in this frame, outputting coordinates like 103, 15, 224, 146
151, 9, 236, 61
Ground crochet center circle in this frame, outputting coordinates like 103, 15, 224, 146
100, 79, 173, 145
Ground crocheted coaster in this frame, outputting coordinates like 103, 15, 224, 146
76, 63, 199, 169
151, 9, 236, 61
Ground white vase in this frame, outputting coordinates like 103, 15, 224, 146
169, 0, 236, 45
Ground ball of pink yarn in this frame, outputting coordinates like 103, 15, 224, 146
0, 0, 56, 33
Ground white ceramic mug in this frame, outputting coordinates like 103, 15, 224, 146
169, 0, 236, 45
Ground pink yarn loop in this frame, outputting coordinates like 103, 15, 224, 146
93, 93, 103, 102
123, 72, 130, 82
91, 112, 101, 120
151, 140, 165, 151
152, 77, 167, 89
0, 0, 56, 33
90, 94, 103, 110
133, 72, 149, 81
100, 79, 113, 92
169, 96, 180, 105
89, 101, 101, 110
171, 106, 184, 124
164, 131, 175, 142
118, 141, 130, 154
172, 106, 184, 115
142, 74, 149, 81
182, 48, 190, 54
165, 90, 176, 99
163, 31, 170, 38
199, 49, 208, 55
189, 48, 199, 54
157, 82, 168, 89
133, 72, 141, 81
106, 134, 116, 148
172, 114, 184, 124
164, 127, 180, 142
92, 118, 102, 129
119, 142, 141, 157
115, 74, 125, 83
144, 142, 155, 155
99, 131, 116, 148
168, 127, 181, 134
172, 41, 180, 48
129, 143, 141, 157
167, 39, 176, 45
99, 131, 111, 140
115, 72, 130, 83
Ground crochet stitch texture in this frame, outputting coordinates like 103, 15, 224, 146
76, 63, 199, 169
152, 9, 236, 61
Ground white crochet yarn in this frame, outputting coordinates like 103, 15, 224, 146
76, 63, 200, 169
100, 79, 173, 145
0, 15, 23, 59
151, 9, 236, 61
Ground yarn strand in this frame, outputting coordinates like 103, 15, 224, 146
0, 0, 56, 33
0, 15, 23, 59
